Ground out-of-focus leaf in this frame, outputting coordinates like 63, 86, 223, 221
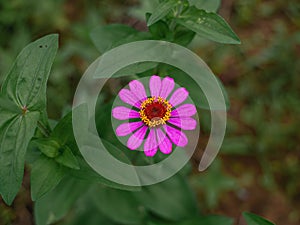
190, 160, 236, 208
30, 155, 65, 201
137, 175, 198, 221
34, 177, 87, 225
69, 157, 140, 192
92, 186, 146, 225
90, 24, 140, 53
177, 7, 240, 44
188, 0, 221, 12
243, 212, 275, 225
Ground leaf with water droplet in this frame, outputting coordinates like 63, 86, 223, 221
177, 7, 241, 44
1, 34, 58, 110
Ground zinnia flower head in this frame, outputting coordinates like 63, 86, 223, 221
112, 75, 197, 157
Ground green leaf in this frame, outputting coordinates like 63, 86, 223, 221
55, 145, 79, 170
146, 13, 171, 39
0, 94, 21, 114
243, 212, 275, 225
188, 0, 221, 12
112, 62, 158, 78
52, 112, 79, 155
31, 138, 61, 158
91, 186, 146, 225
30, 155, 65, 201
90, 24, 139, 53
34, 177, 87, 225
0, 111, 39, 205
137, 175, 198, 221
1, 34, 58, 110
173, 29, 196, 46
177, 7, 241, 44
147, 0, 177, 26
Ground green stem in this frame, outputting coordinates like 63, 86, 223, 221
170, 3, 184, 31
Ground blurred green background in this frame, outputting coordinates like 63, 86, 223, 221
0, 0, 299, 224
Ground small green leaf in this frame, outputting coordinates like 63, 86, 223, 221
0, 111, 39, 205
137, 175, 198, 221
146, 13, 171, 39
34, 177, 87, 225
188, 0, 221, 12
243, 212, 275, 225
55, 145, 80, 170
30, 155, 65, 201
177, 7, 241, 44
147, 0, 177, 26
92, 186, 145, 225
1, 34, 58, 110
31, 138, 61, 158
52, 111, 79, 155
173, 29, 196, 46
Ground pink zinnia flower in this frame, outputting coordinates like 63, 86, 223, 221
112, 75, 197, 157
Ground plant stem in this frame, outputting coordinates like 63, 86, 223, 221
170, 3, 184, 31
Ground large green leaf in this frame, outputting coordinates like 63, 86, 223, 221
1, 34, 58, 110
92, 186, 146, 225
0, 35, 58, 205
34, 177, 87, 225
30, 155, 65, 201
137, 175, 198, 221
0, 111, 40, 205
243, 212, 275, 225
177, 7, 240, 44
147, 0, 177, 26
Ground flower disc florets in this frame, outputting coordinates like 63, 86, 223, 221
139, 96, 172, 128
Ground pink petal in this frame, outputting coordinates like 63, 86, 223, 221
116, 121, 144, 136
112, 106, 140, 120
119, 89, 140, 107
127, 126, 148, 150
129, 80, 147, 102
144, 128, 158, 157
171, 104, 197, 117
164, 125, 188, 147
156, 128, 172, 154
160, 77, 175, 99
168, 117, 197, 130
168, 87, 189, 107
149, 75, 161, 97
